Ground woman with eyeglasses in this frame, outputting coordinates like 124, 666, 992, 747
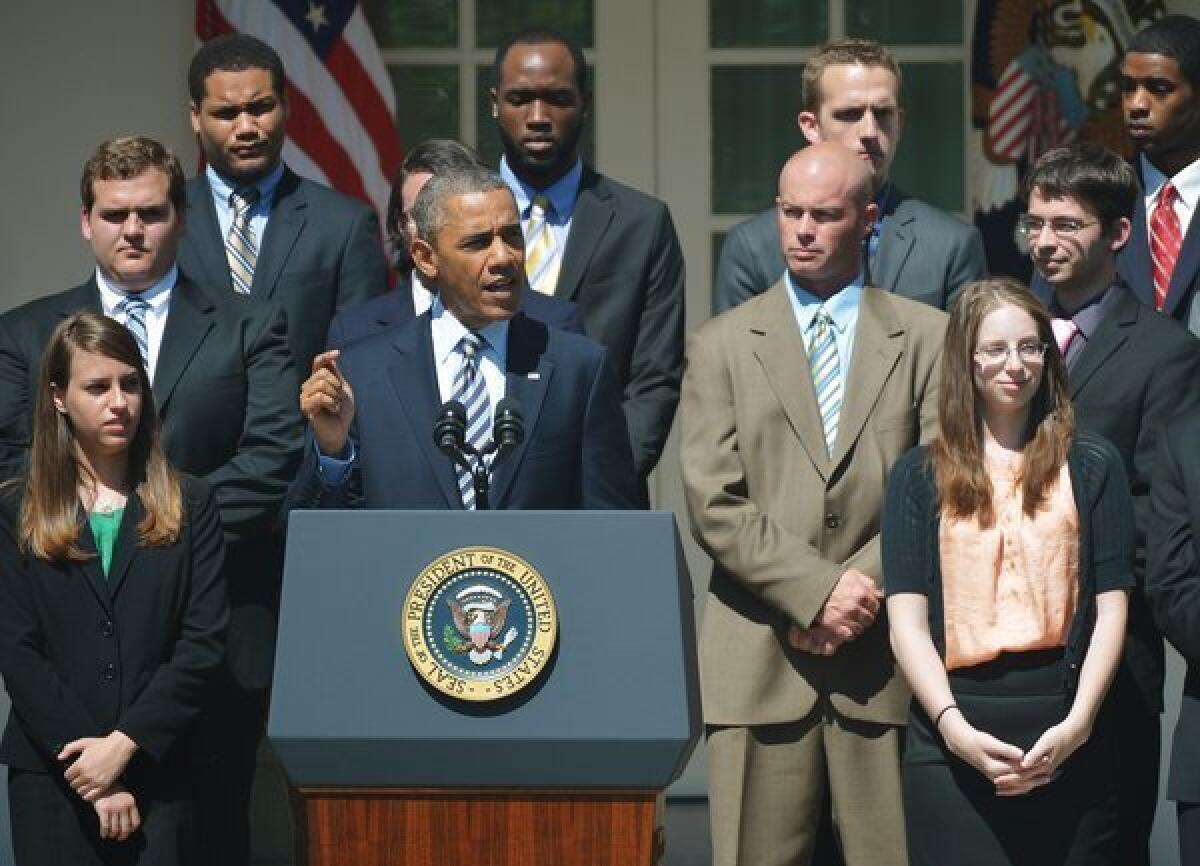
0, 312, 228, 865
882, 278, 1132, 865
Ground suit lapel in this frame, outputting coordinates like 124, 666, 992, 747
56, 279, 104, 319
186, 177, 235, 293
75, 513, 114, 615
829, 286, 903, 471
1068, 287, 1134, 398
871, 190, 915, 291
751, 282, 830, 479
253, 169, 306, 301
555, 169, 614, 302
1166, 211, 1200, 316
386, 318, 461, 508
489, 315, 551, 507
104, 494, 144, 598
153, 278, 216, 412
1120, 187, 1155, 308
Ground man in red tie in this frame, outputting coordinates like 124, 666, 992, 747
1024, 141, 1200, 866
1119, 15, 1200, 330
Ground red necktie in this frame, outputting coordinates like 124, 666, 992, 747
1151, 181, 1182, 311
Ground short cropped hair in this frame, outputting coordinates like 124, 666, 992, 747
80, 136, 186, 215
412, 166, 511, 244
802, 38, 902, 113
1128, 14, 1200, 89
188, 32, 286, 103
493, 27, 588, 93
386, 139, 485, 236
1021, 142, 1138, 228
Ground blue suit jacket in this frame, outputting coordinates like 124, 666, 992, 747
289, 311, 641, 511
324, 279, 586, 350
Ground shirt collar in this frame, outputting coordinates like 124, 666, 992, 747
500, 156, 583, 219
206, 162, 286, 209
429, 295, 510, 366
95, 264, 177, 312
785, 270, 866, 334
1140, 153, 1200, 212
1051, 283, 1117, 340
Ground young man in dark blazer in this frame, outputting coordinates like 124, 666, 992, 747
291, 165, 639, 513
1024, 141, 1200, 866
489, 29, 685, 491
0, 136, 304, 866
177, 32, 388, 373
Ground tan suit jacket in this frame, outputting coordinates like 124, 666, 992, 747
682, 281, 946, 727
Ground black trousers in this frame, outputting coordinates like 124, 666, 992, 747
1178, 800, 1200, 865
1103, 688, 1159, 866
8, 768, 195, 866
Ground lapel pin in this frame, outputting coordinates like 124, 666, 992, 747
527, 372, 541, 380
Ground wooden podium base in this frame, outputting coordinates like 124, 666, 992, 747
292, 787, 666, 866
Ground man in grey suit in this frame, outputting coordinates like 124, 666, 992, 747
490, 27, 686, 493
177, 32, 388, 374
715, 38, 986, 314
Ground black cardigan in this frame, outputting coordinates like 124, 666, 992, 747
882, 431, 1136, 694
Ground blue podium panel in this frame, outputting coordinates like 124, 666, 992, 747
270, 510, 700, 789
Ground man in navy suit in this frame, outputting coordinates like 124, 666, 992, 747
178, 32, 388, 372
290, 164, 639, 511
325, 138, 584, 349
1118, 15, 1200, 334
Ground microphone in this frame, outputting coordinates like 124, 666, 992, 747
433, 401, 470, 467
491, 397, 525, 460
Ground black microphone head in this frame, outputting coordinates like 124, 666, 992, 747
433, 400, 467, 452
492, 397, 525, 450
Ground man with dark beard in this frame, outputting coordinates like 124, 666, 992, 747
490, 28, 686, 497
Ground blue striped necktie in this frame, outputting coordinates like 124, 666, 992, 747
226, 186, 261, 295
453, 333, 492, 509
119, 295, 150, 373
807, 308, 842, 456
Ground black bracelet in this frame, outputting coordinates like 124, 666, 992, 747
934, 703, 959, 730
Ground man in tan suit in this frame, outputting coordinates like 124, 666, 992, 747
681, 143, 947, 866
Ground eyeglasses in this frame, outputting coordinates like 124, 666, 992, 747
974, 341, 1048, 366
1017, 216, 1100, 237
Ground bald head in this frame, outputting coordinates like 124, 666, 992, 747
776, 143, 877, 297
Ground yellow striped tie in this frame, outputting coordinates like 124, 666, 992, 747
524, 195, 560, 296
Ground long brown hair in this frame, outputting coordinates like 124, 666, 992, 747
931, 278, 1074, 525
21, 312, 182, 560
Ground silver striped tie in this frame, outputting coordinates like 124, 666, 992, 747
119, 295, 151, 373
453, 333, 492, 509
807, 308, 842, 455
226, 187, 261, 295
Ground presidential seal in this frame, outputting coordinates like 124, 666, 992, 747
402, 547, 558, 702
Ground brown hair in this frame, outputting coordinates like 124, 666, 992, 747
930, 278, 1074, 525
802, 38, 902, 113
21, 312, 182, 561
80, 136, 186, 215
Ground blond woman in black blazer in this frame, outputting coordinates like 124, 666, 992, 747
0, 312, 228, 865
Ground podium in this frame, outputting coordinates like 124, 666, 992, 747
271, 510, 701, 866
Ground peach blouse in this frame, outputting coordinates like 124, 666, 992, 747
939, 462, 1079, 671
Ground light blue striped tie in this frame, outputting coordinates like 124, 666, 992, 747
453, 333, 492, 509
807, 308, 842, 455
226, 187, 260, 295
119, 295, 150, 373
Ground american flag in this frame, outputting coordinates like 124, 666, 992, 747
196, 0, 402, 223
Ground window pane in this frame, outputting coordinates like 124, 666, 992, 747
475, 65, 595, 170
366, 0, 457, 49
890, 63, 964, 212
711, 66, 805, 214
477, 0, 593, 49
710, 0, 827, 47
847, 0, 961, 45
390, 66, 461, 151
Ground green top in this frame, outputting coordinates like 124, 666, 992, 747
88, 508, 125, 577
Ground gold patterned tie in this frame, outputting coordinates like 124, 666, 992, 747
524, 194, 561, 296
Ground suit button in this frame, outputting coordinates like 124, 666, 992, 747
824, 513, 840, 529
100, 621, 114, 637
101, 664, 116, 681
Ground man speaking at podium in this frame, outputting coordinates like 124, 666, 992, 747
288, 164, 639, 512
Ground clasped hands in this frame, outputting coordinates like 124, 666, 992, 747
787, 568, 882, 656
59, 731, 140, 841
938, 711, 1089, 797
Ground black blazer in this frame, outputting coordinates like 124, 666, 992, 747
324, 281, 586, 350
1148, 408, 1200, 801
549, 167, 685, 481
1065, 284, 1200, 713
0, 477, 228, 778
288, 311, 641, 511
0, 276, 305, 690
177, 167, 389, 372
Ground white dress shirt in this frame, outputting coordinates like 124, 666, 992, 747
96, 265, 177, 382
